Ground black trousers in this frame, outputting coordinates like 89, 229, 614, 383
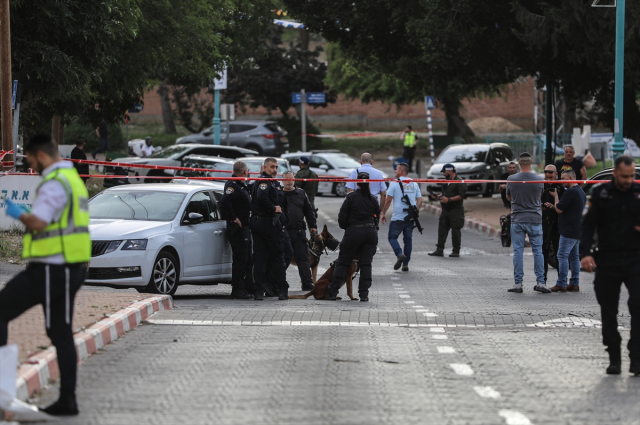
594, 259, 640, 358
0, 263, 85, 398
542, 221, 559, 282
403, 146, 416, 172
437, 214, 464, 252
287, 229, 313, 288
227, 226, 253, 292
250, 219, 288, 292
328, 226, 378, 298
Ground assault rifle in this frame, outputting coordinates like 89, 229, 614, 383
397, 179, 424, 234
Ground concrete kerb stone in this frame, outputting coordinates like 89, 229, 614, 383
15, 295, 173, 401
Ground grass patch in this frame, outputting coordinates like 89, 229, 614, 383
0, 227, 25, 265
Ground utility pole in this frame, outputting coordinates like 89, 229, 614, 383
0, 0, 13, 167
544, 85, 554, 166
612, 0, 626, 159
301, 89, 306, 152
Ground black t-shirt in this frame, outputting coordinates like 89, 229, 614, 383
555, 158, 584, 180
556, 185, 586, 239
71, 146, 89, 176
98, 121, 109, 138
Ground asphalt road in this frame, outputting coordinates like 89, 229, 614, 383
14, 195, 639, 424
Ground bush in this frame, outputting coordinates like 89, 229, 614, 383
64, 121, 125, 153
277, 116, 323, 152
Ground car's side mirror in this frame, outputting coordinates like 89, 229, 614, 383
319, 164, 329, 171
183, 212, 203, 225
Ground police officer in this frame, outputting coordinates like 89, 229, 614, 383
541, 165, 564, 284
282, 170, 317, 291
400, 126, 418, 173
0, 134, 91, 416
218, 161, 254, 300
327, 172, 380, 302
428, 163, 467, 257
250, 157, 288, 300
294, 156, 319, 212
580, 155, 640, 376
264, 167, 293, 297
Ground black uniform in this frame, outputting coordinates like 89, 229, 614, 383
580, 180, 640, 363
541, 184, 564, 282
327, 189, 380, 300
265, 180, 293, 296
284, 187, 317, 290
250, 172, 288, 297
218, 178, 254, 295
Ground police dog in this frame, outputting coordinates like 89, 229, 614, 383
289, 259, 360, 300
290, 224, 340, 283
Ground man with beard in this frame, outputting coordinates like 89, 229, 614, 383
428, 163, 467, 258
541, 165, 564, 284
499, 162, 518, 210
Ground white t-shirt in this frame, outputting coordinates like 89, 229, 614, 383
141, 144, 155, 157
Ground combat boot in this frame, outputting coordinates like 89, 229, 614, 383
449, 251, 460, 258
278, 288, 289, 300
230, 286, 253, 299
428, 249, 444, 257
42, 393, 78, 416
606, 347, 621, 375
254, 291, 264, 301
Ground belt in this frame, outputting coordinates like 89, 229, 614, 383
350, 223, 375, 228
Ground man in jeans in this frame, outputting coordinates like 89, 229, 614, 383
381, 162, 423, 271
505, 153, 550, 294
550, 169, 586, 292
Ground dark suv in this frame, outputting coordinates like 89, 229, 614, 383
175, 120, 289, 156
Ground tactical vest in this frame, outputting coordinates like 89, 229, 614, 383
22, 167, 91, 263
403, 132, 416, 148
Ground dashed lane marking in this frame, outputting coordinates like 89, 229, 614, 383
498, 410, 532, 425
404, 301, 415, 304
423, 312, 438, 317
399, 295, 411, 298
450, 363, 474, 376
430, 327, 445, 332
474, 386, 501, 399
432, 334, 448, 339
436, 346, 456, 353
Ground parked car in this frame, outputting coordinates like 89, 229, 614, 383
171, 155, 236, 183
426, 143, 515, 197
282, 151, 389, 197
115, 144, 258, 184
581, 166, 640, 196
238, 156, 292, 178
86, 183, 232, 295
175, 120, 289, 156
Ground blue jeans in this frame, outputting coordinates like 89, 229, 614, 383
556, 235, 580, 288
511, 223, 545, 285
388, 220, 413, 264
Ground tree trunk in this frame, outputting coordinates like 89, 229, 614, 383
158, 79, 177, 134
442, 96, 477, 144
299, 28, 309, 51
51, 116, 61, 146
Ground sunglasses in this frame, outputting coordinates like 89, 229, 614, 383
544, 171, 554, 174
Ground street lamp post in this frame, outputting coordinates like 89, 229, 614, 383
612, 0, 626, 159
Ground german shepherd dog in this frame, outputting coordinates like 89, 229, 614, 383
289, 259, 360, 300
290, 224, 340, 283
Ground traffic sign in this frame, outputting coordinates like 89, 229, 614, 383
11, 80, 17, 109
306, 92, 326, 104
128, 104, 144, 113
425, 96, 435, 110
292, 92, 302, 104
213, 67, 227, 90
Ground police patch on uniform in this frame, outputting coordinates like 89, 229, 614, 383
259, 183, 268, 190
226, 187, 234, 194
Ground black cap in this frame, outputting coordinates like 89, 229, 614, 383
357, 171, 370, 180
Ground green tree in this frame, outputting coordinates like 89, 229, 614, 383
283, 0, 531, 143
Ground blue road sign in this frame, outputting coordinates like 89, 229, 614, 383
425, 96, 435, 110
291, 93, 302, 104
11, 80, 17, 110
306, 92, 326, 104
128, 104, 144, 113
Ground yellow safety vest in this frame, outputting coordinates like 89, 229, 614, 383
22, 167, 91, 263
403, 131, 416, 148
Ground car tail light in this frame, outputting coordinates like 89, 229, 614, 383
262, 134, 277, 139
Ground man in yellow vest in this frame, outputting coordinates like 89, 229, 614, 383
0, 134, 91, 416
401, 125, 419, 173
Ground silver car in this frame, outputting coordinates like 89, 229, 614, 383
426, 143, 515, 197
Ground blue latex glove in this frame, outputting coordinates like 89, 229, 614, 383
4, 197, 28, 220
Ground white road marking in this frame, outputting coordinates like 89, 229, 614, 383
411, 305, 424, 308
527, 317, 602, 328
432, 335, 448, 339
399, 295, 411, 298
437, 346, 456, 353
450, 363, 474, 375
390, 277, 400, 280
498, 410, 532, 425
403, 301, 415, 304
473, 386, 501, 399
423, 312, 438, 317
414, 309, 430, 312
430, 327, 445, 333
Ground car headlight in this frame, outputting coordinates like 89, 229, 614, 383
104, 241, 123, 254
121, 239, 148, 250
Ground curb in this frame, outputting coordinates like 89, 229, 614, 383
15, 295, 173, 401
422, 203, 502, 239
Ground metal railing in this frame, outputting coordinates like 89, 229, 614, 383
484, 134, 544, 163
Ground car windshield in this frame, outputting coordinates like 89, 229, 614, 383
328, 156, 361, 169
89, 190, 186, 221
437, 146, 489, 163
149, 145, 190, 159
244, 161, 290, 174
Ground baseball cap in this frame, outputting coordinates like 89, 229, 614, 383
299, 156, 310, 165
440, 163, 455, 173
357, 171, 370, 180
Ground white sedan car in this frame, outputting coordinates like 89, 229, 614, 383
86, 183, 232, 295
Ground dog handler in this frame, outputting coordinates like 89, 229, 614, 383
0, 134, 91, 416
327, 172, 380, 302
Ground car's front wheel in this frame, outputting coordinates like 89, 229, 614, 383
333, 182, 348, 197
144, 251, 179, 296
